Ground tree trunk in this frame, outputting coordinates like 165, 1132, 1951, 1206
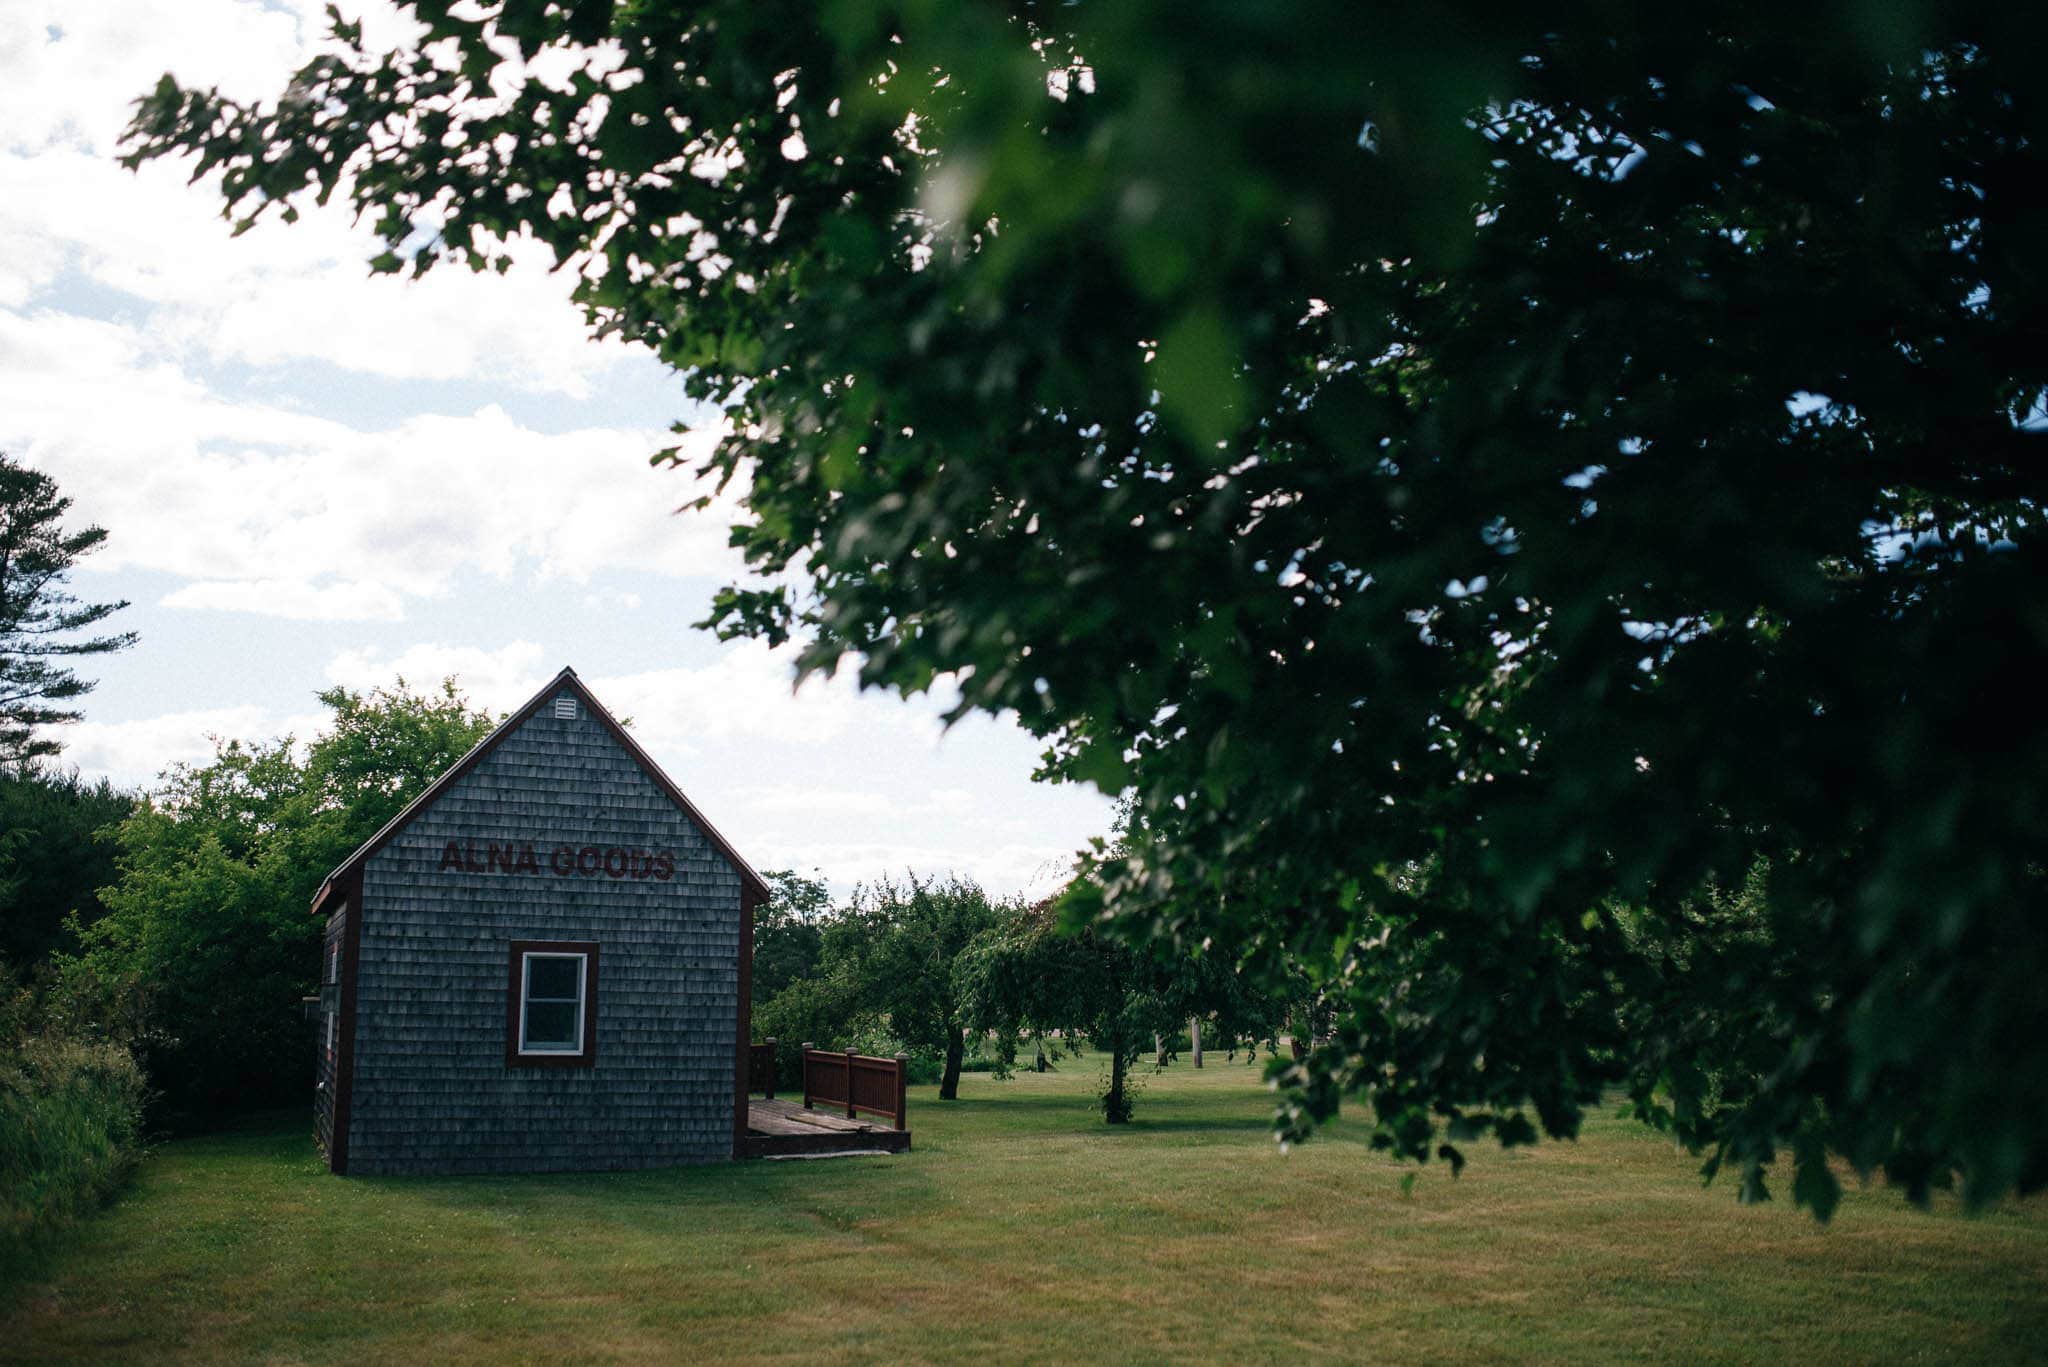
1106, 1045, 1130, 1123
939, 1024, 965, 1100
1190, 1017, 1203, 1068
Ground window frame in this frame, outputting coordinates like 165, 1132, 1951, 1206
505, 940, 600, 1068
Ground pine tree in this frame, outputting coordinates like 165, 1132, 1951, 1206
0, 453, 135, 764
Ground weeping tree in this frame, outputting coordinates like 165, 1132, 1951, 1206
825, 873, 1001, 1100
123, 2, 2048, 1209
954, 896, 1202, 1123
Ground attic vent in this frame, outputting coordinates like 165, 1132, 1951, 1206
553, 697, 578, 720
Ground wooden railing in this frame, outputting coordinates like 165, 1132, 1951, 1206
800, 1043, 908, 1132
748, 1039, 778, 1099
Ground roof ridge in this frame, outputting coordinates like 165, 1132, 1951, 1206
309, 668, 768, 917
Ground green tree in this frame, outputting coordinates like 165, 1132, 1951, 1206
0, 767, 134, 970
827, 874, 1001, 1100
0, 453, 135, 764
751, 972, 871, 1093
752, 868, 830, 1008
66, 679, 494, 1125
124, 4, 2048, 1207
954, 894, 1217, 1123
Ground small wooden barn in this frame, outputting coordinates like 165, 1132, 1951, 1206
308, 666, 768, 1175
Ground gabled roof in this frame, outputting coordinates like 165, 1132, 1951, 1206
309, 666, 769, 918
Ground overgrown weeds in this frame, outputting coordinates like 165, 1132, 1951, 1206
0, 968, 148, 1288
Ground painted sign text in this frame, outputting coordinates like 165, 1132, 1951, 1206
436, 839, 676, 882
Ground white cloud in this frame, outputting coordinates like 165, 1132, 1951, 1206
57, 704, 328, 790
0, 3, 636, 396
734, 784, 978, 821
321, 638, 896, 753
0, 0, 312, 156
0, 308, 740, 619
324, 640, 551, 706
589, 647, 876, 752
738, 787, 902, 819
0, 1, 751, 624
0, 148, 636, 397
163, 578, 407, 621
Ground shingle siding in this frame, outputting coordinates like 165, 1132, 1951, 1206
340, 691, 743, 1175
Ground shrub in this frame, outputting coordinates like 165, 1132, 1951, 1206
0, 1031, 148, 1284
753, 975, 875, 1092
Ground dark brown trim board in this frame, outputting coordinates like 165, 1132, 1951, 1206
732, 884, 758, 1157
505, 940, 601, 1068
329, 867, 365, 1175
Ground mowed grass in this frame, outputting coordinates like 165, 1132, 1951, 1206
5, 1062, 2046, 1365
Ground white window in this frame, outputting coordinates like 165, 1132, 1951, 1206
519, 952, 588, 1055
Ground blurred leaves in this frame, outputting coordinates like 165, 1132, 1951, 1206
121, 0, 2048, 1208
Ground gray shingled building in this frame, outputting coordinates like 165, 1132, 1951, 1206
309, 667, 768, 1175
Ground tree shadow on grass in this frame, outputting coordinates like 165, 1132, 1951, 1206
919, 1084, 1282, 1142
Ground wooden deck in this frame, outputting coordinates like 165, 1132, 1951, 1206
741, 1098, 912, 1159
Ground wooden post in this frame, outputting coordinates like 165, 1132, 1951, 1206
845, 1048, 859, 1120
1190, 1017, 1203, 1068
893, 1052, 909, 1132
801, 1042, 815, 1110
764, 1038, 777, 1101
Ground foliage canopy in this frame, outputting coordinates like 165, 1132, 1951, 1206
824, 873, 1002, 1099
66, 680, 495, 1123
955, 891, 1263, 1123
751, 868, 831, 1009
127, 2, 2048, 1205
750, 872, 1013, 1095
0, 768, 133, 970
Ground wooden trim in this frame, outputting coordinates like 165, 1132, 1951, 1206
329, 867, 365, 1175
748, 1041, 777, 1100
732, 884, 757, 1157
506, 940, 600, 1068
800, 1047, 910, 1129
308, 667, 769, 921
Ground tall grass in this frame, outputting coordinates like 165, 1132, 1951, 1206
0, 1031, 148, 1283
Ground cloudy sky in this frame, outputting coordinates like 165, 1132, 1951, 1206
0, 0, 1113, 897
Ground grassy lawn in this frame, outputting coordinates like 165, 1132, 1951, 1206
4, 1061, 2045, 1364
